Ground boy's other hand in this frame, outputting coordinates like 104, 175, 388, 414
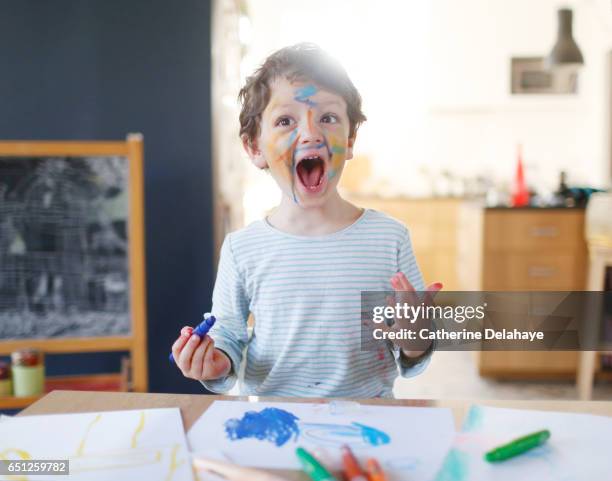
171, 327, 232, 381
385, 272, 443, 356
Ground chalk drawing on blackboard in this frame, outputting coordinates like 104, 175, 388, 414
0, 156, 131, 339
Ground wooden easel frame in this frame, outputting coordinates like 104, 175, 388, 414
0, 134, 148, 392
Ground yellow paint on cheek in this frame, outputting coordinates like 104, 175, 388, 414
326, 131, 348, 179
265, 130, 299, 187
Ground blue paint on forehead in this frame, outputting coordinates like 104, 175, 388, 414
294, 84, 317, 107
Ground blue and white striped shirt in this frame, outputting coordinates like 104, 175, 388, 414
202, 209, 430, 398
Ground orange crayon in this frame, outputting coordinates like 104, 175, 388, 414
340, 445, 367, 481
365, 458, 387, 481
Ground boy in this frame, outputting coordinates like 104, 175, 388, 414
171, 43, 440, 397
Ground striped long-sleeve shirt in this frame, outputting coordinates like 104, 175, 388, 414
202, 208, 431, 398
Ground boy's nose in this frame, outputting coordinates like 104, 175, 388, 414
298, 115, 323, 146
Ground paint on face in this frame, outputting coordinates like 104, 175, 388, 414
262, 81, 352, 204
293, 84, 318, 107
326, 131, 347, 180
267, 86, 319, 205
267, 128, 299, 203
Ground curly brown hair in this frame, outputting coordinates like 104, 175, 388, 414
238, 43, 366, 146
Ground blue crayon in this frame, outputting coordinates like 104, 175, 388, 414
169, 315, 216, 363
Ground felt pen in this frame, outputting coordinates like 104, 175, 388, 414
340, 445, 367, 481
485, 429, 551, 462
365, 458, 388, 481
295, 447, 338, 481
169, 315, 216, 363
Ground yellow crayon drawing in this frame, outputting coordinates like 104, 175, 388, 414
0, 448, 32, 481
70, 448, 163, 473
1, 412, 190, 480
165, 444, 185, 481
131, 411, 146, 448
75, 413, 102, 456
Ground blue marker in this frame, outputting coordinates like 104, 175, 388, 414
169, 315, 216, 363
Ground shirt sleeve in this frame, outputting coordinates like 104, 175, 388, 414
200, 234, 250, 393
393, 227, 434, 378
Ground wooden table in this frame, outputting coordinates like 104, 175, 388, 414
19, 391, 612, 480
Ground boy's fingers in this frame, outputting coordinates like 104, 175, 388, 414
385, 295, 395, 307
171, 336, 187, 356
203, 338, 216, 369
391, 272, 417, 306
190, 336, 210, 377
397, 272, 415, 292
171, 327, 193, 363
424, 281, 444, 306
177, 334, 201, 373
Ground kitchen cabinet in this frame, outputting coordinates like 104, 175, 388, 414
346, 196, 464, 290
465, 208, 587, 379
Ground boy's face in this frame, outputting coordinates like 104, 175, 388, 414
245, 77, 354, 207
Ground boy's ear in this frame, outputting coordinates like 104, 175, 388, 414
345, 135, 356, 161
242, 136, 267, 169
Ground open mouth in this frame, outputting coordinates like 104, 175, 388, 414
296, 155, 326, 191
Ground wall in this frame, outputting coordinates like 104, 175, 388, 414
0, 0, 214, 394
242, 0, 611, 213
425, 0, 612, 192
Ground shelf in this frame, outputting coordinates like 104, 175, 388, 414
0, 372, 127, 411
428, 97, 586, 115
0, 395, 40, 410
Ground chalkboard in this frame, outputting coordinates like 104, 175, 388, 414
0, 135, 147, 391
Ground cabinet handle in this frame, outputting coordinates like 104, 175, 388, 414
529, 226, 559, 237
528, 266, 556, 277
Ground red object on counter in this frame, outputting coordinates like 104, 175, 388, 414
512, 144, 529, 207
11, 349, 43, 367
0, 361, 10, 380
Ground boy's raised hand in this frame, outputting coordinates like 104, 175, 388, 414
171, 326, 232, 381
385, 272, 443, 356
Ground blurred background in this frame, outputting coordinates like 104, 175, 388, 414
214, 0, 612, 401
213, 0, 612, 398
1, 0, 611, 413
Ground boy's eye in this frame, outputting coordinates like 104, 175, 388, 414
321, 113, 339, 124
275, 116, 294, 127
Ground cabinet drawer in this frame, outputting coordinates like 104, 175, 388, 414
484, 211, 584, 251
483, 252, 586, 290
479, 351, 578, 378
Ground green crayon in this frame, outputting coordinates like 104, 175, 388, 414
296, 447, 338, 481
485, 429, 551, 462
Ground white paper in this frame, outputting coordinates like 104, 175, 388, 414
188, 400, 455, 481
0, 408, 194, 481
434, 405, 612, 481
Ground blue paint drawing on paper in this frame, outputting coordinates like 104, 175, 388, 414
301, 422, 391, 447
434, 449, 470, 481
352, 422, 391, 446
224, 408, 300, 447
462, 406, 484, 432
224, 407, 391, 449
